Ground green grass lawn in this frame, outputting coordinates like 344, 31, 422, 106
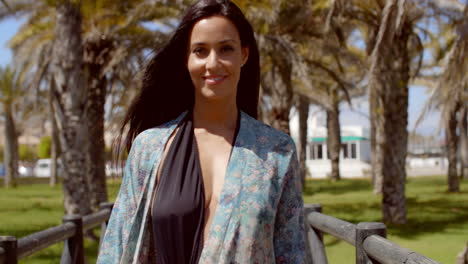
0, 178, 121, 264
303, 176, 468, 264
0, 176, 467, 263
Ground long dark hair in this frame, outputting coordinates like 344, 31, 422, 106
116, 0, 260, 155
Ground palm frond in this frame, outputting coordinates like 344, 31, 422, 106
416, 2, 468, 130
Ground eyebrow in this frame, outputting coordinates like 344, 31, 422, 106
190, 39, 237, 47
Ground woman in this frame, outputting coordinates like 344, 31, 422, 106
98, 0, 306, 263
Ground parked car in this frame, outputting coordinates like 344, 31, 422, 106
33, 159, 62, 178
105, 162, 124, 177
0, 163, 33, 177
18, 164, 33, 177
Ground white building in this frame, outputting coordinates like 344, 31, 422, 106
306, 126, 371, 178
289, 107, 448, 179
290, 110, 371, 179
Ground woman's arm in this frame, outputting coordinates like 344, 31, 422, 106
273, 148, 307, 264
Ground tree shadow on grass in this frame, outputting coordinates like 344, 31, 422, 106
340, 199, 466, 240
303, 178, 372, 196
306, 195, 468, 240
387, 196, 468, 239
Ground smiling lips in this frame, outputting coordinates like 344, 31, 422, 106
203, 75, 226, 85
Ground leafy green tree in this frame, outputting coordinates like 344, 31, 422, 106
37, 136, 51, 159
19, 144, 36, 161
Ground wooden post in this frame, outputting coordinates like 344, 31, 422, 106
99, 202, 113, 249
0, 236, 18, 264
456, 241, 468, 264
60, 215, 84, 264
356, 222, 386, 264
304, 204, 328, 264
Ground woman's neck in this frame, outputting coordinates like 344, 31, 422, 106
193, 99, 238, 132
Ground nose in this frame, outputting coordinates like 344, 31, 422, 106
206, 50, 220, 70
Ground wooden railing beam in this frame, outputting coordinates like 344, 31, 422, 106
363, 235, 440, 264
17, 222, 75, 259
304, 204, 328, 264
308, 210, 356, 245
356, 222, 386, 264
83, 209, 112, 231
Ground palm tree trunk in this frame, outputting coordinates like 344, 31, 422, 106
83, 37, 113, 210
369, 0, 410, 225
3, 103, 18, 188
326, 91, 341, 181
368, 23, 382, 194
49, 79, 59, 187
379, 46, 409, 225
370, 86, 382, 193
459, 106, 467, 180
52, 1, 91, 215
446, 102, 460, 192
379, 75, 409, 224
298, 95, 309, 188
269, 65, 293, 135
86, 72, 108, 210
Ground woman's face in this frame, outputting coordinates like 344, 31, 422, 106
187, 15, 249, 104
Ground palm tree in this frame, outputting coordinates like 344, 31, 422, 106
0, 66, 21, 188
421, 1, 468, 192
293, 0, 367, 182
50, 0, 92, 215
333, 0, 443, 224
258, 35, 295, 134
79, 1, 179, 209
365, 0, 415, 224
249, 0, 367, 182
1, 0, 179, 209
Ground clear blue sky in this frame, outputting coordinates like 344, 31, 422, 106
0, 17, 441, 137
0, 17, 19, 67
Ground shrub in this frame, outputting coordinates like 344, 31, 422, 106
37, 136, 51, 159
19, 144, 37, 162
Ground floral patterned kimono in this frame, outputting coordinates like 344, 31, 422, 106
97, 111, 306, 263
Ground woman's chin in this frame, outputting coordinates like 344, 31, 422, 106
199, 88, 233, 101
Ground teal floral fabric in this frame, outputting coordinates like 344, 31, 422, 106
97, 111, 306, 263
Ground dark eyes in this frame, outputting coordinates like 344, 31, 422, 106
192, 45, 235, 55
221, 45, 234, 53
193, 47, 205, 55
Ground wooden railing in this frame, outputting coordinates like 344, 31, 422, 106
0, 203, 113, 264
305, 204, 442, 264
0, 203, 443, 264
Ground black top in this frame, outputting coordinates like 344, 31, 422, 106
151, 112, 240, 264
152, 113, 205, 264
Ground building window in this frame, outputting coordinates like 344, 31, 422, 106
310, 143, 324, 160
351, 143, 357, 159
341, 142, 358, 159
317, 144, 323, 159
342, 144, 349, 158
